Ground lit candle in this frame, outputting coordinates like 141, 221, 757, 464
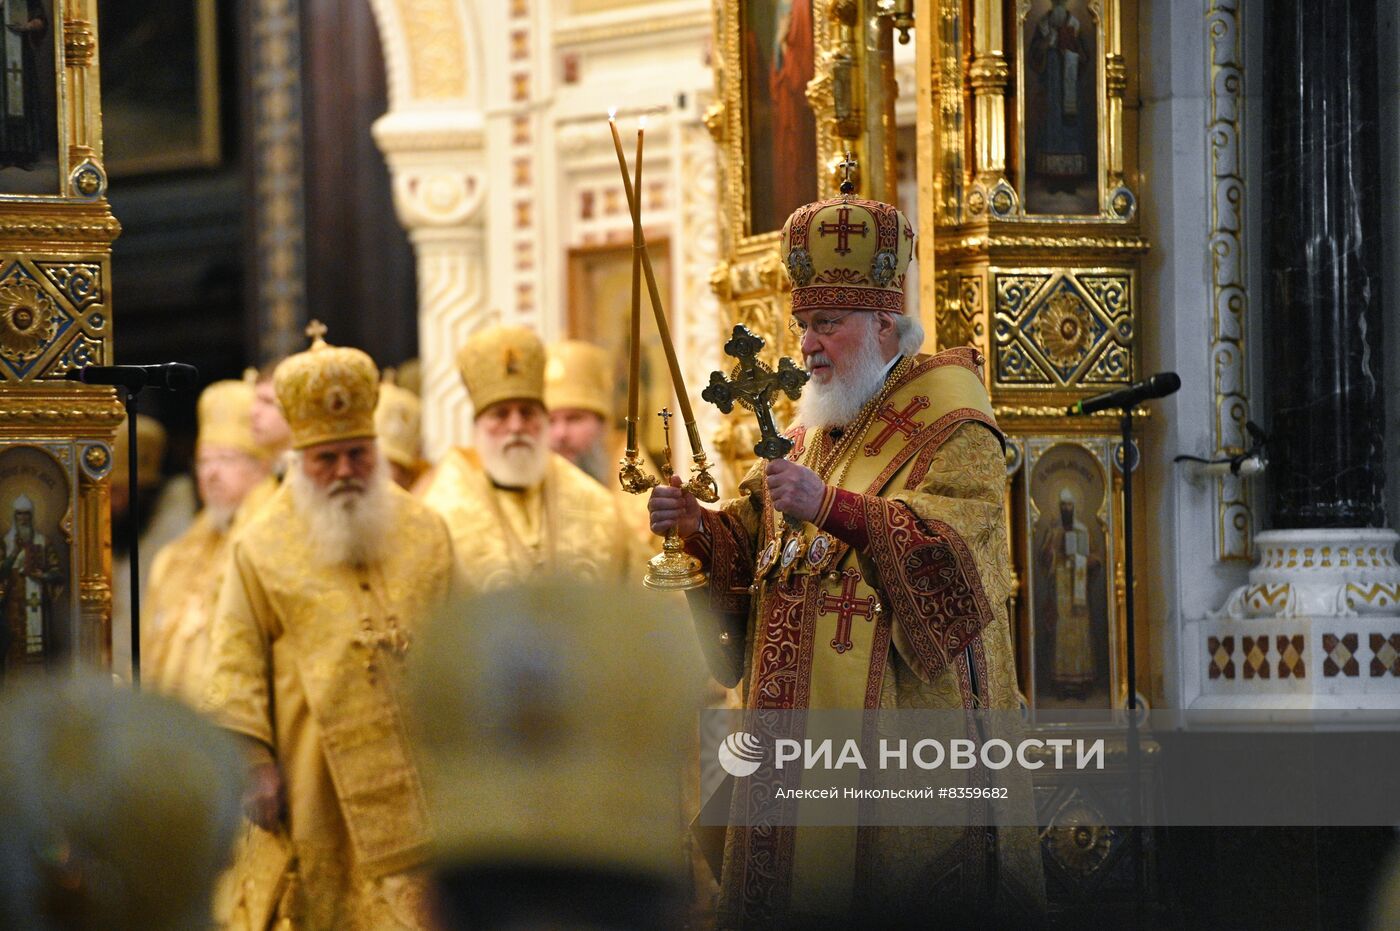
629, 119, 644, 436
608, 110, 703, 448
611, 109, 643, 449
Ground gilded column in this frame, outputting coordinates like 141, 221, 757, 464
967, 0, 1015, 218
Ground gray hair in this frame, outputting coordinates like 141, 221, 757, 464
892, 313, 926, 357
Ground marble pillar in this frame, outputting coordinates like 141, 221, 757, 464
1262, 0, 1384, 530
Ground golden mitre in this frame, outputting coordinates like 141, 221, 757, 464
456, 323, 545, 413
273, 321, 379, 450
544, 339, 613, 419
407, 579, 701, 880
375, 371, 422, 472
112, 413, 167, 489
196, 373, 269, 460
780, 189, 916, 314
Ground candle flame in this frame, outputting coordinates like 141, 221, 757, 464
639, 115, 649, 130
608, 106, 617, 120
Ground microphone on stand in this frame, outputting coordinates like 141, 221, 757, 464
1067, 372, 1181, 416
65, 361, 198, 688
65, 363, 199, 391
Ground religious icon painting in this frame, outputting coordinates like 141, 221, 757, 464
740, 0, 818, 236
780, 534, 801, 570
1021, 437, 1121, 711
1017, 0, 1101, 216
756, 539, 779, 578
0, 0, 62, 196
806, 533, 832, 572
0, 442, 75, 681
100, 0, 221, 176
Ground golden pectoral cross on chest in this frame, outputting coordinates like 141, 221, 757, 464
353, 614, 412, 682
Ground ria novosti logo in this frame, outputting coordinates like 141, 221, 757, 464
717, 731, 764, 777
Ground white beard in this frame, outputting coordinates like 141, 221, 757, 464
478, 433, 550, 489
287, 452, 395, 568
794, 319, 891, 430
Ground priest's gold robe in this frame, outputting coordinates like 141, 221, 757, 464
421, 447, 642, 590
144, 510, 228, 705
203, 482, 455, 930
684, 348, 1045, 927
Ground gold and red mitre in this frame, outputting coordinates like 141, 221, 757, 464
273, 321, 380, 450
456, 323, 546, 413
196, 372, 270, 461
780, 193, 915, 314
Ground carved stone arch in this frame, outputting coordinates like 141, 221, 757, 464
366, 0, 482, 110
367, 0, 488, 458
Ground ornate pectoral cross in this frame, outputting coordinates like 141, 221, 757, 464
820, 568, 879, 654
353, 614, 411, 683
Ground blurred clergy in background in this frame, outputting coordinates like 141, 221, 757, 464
144, 374, 274, 705
422, 323, 641, 591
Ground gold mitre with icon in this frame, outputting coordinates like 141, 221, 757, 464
196, 372, 269, 461
273, 321, 379, 450
408, 579, 701, 879
374, 370, 422, 472
545, 339, 613, 419
456, 323, 546, 414
780, 185, 916, 314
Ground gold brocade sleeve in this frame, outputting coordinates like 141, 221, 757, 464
202, 540, 276, 749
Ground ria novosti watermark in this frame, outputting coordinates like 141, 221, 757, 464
718, 732, 1106, 778
697, 708, 1400, 828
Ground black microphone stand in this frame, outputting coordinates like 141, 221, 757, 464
121, 385, 143, 686
70, 363, 198, 687
1118, 405, 1145, 924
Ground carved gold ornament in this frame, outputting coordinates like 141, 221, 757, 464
0, 280, 59, 363
1036, 291, 1093, 368
1045, 797, 1115, 875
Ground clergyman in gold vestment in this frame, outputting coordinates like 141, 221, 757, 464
422, 324, 640, 590
144, 376, 273, 705
650, 193, 1046, 927
204, 326, 456, 930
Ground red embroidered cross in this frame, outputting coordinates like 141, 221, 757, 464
817, 207, 869, 256
820, 568, 876, 654
863, 396, 930, 457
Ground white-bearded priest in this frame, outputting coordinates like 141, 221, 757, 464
422, 323, 641, 590
204, 324, 456, 930
649, 193, 1046, 927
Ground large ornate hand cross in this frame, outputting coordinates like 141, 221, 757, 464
702, 324, 810, 461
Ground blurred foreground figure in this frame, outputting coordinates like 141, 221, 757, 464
145, 376, 273, 704
409, 579, 702, 931
0, 676, 242, 931
203, 324, 456, 930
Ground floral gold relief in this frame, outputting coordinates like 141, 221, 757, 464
396, 0, 469, 101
